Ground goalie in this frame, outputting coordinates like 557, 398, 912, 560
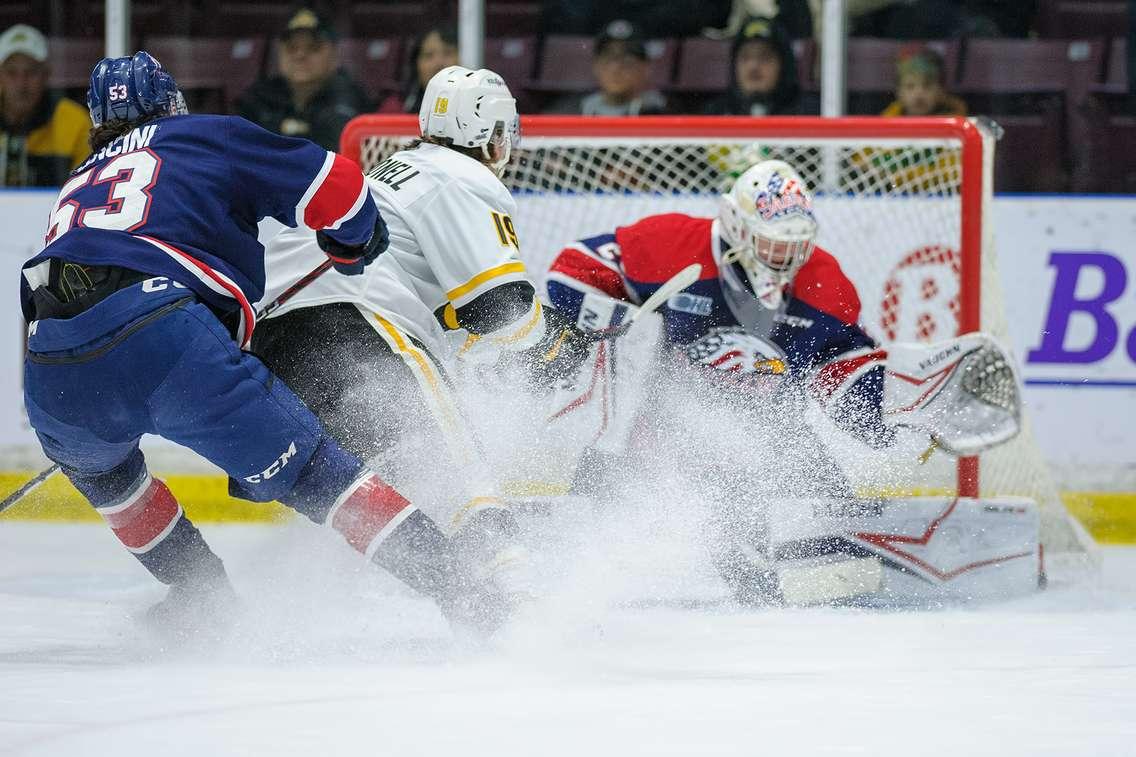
544, 159, 1033, 603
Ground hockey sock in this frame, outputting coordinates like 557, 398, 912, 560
86, 470, 227, 587
326, 472, 462, 600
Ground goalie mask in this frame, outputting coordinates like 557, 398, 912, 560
419, 64, 520, 177
718, 160, 818, 310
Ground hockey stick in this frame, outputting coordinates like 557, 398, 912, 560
585, 263, 702, 341
1, 259, 337, 516
0, 465, 59, 515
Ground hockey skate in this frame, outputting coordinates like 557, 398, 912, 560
448, 509, 539, 630
142, 564, 240, 645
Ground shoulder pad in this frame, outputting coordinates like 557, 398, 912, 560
790, 246, 862, 326
614, 214, 717, 284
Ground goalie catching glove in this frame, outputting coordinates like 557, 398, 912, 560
882, 332, 1022, 456
316, 214, 390, 275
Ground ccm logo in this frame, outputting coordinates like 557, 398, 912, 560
141, 276, 188, 293
244, 441, 298, 483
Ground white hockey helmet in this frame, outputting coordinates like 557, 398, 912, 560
718, 160, 818, 310
418, 64, 519, 176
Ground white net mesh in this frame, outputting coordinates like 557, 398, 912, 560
351, 119, 1090, 558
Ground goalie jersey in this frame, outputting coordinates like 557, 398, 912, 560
546, 213, 893, 446
261, 141, 543, 360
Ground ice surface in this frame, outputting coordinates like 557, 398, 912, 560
1, 523, 1134, 757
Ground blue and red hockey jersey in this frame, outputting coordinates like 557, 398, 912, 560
546, 213, 894, 446
21, 114, 376, 346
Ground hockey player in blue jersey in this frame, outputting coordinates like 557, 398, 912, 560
20, 52, 497, 629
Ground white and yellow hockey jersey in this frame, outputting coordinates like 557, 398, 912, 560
260, 141, 544, 361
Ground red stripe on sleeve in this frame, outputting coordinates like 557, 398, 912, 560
549, 247, 630, 300
790, 247, 862, 326
304, 154, 365, 230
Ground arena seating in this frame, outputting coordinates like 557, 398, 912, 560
145, 37, 266, 112
1037, 0, 1130, 38
1079, 38, 1135, 192
23, 0, 1134, 192
337, 37, 403, 104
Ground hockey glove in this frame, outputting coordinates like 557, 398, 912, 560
316, 213, 390, 276
519, 305, 594, 387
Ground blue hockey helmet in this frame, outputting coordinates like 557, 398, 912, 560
87, 51, 187, 127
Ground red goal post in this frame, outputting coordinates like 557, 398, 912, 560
339, 114, 1094, 559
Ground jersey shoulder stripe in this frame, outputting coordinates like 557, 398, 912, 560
615, 214, 717, 285
789, 246, 862, 327
297, 152, 369, 234
547, 244, 631, 303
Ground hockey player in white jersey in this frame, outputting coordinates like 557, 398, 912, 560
253, 66, 559, 609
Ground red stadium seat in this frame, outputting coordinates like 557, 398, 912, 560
1037, 0, 1130, 38
487, 2, 540, 36
346, 1, 448, 37
673, 37, 731, 92
957, 39, 1102, 94
46, 38, 105, 89
338, 38, 404, 103
485, 36, 538, 88
199, 1, 293, 37
145, 37, 265, 111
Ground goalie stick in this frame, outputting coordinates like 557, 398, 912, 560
0, 260, 336, 515
583, 263, 703, 342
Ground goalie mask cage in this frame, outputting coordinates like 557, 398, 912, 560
342, 114, 1093, 562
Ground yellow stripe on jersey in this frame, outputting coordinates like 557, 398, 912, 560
450, 495, 508, 529
371, 313, 459, 435
446, 261, 526, 303
487, 298, 543, 346
442, 303, 460, 330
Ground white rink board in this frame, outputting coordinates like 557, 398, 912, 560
3, 190, 1135, 488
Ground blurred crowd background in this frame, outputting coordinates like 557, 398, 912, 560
1, 0, 1132, 193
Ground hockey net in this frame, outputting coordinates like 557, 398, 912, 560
342, 115, 1093, 560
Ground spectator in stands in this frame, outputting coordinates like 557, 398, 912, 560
881, 47, 966, 117
379, 25, 459, 113
238, 7, 369, 151
547, 20, 667, 116
703, 17, 802, 116
0, 24, 90, 187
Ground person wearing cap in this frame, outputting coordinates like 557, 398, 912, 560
237, 7, 369, 151
881, 47, 966, 117
547, 20, 668, 116
703, 17, 803, 117
0, 24, 90, 186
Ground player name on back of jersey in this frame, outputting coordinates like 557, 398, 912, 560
76, 124, 158, 172
368, 157, 420, 192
